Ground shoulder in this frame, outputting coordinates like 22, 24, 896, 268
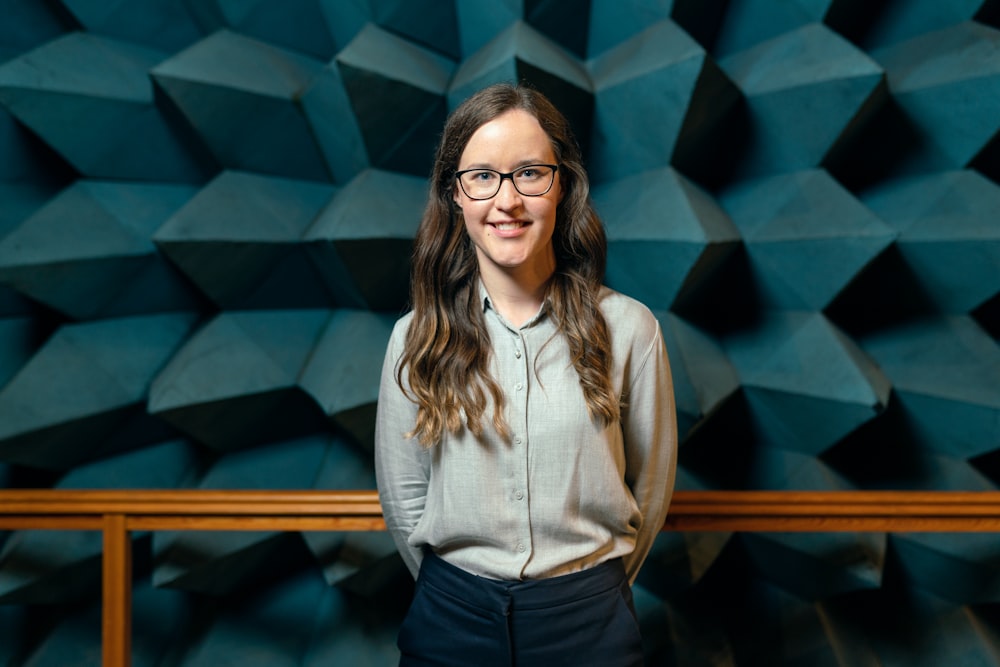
597, 287, 667, 384
391, 310, 415, 336
597, 286, 661, 344
386, 311, 415, 356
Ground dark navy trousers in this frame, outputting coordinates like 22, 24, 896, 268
397, 551, 644, 667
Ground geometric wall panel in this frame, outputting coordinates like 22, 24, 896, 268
371, 0, 461, 60
859, 0, 997, 49
302, 583, 405, 665
448, 22, 592, 141
0, 180, 200, 319
718, 22, 885, 179
859, 315, 1000, 459
657, 312, 740, 442
200, 0, 351, 60
821, 585, 1000, 666
0, 316, 35, 390
60, 0, 205, 53
892, 533, 1000, 604
299, 431, 396, 589
586, 0, 674, 58
147, 310, 333, 453
0, 313, 196, 470
454, 2, 520, 59
637, 470, 734, 602
0, 524, 104, 605
0, 440, 197, 605
597, 166, 741, 311
303, 169, 424, 312
824, 431, 1000, 493
720, 168, 897, 310
743, 446, 857, 492
725, 311, 891, 457
871, 21, 1000, 172
0, 605, 29, 665
151, 29, 327, 181
521, 0, 592, 58
1, 2, 999, 664
297, 309, 395, 449
153, 171, 336, 310
741, 530, 885, 600
152, 435, 331, 595
299, 63, 370, 185
640, 528, 732, 602
175, 568, 327, 665
0, 108, 70, 186
588, 20, 740, 185
891, 531, 1000, 604
686, 576, 875, 666
0, 0, 73, 64
332, 24, 454, 177
0, 32, 212, 182
710, 0, 835, 57
860, 169, 1000, 314
18, 579, 190, 665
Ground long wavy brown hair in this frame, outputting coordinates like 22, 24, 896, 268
397, 82, 618, 446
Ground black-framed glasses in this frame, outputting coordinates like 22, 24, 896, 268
455, 164, 559, 200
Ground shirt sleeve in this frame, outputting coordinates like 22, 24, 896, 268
374, 318, 429, 579
620, 318, 678, 584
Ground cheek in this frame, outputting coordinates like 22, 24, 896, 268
533, 199, 559, 227
453, 187, 475, 217
457, 198, 490, 223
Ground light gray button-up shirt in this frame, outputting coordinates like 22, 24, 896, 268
375, 284, 677, 584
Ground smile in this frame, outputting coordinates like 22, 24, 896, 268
491, 221, 527, 231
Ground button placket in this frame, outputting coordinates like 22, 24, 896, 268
510, 330, 531, 562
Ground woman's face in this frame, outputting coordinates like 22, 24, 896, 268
453, 108, 562, 283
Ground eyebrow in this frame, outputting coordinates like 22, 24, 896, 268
458, 159, 553, 171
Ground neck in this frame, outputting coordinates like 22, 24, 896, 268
480, 262, 554, 328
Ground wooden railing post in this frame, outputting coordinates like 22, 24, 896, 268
102, 513, 131, 667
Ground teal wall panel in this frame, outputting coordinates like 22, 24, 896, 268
0, 0, 998, 664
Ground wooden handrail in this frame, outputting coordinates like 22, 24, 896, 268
5, 489, 1000, 667
0, 489, 386, 531
664, 490, 1000, 531
7, 489, 1000, 531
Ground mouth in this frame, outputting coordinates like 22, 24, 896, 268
489, 221, 528, 231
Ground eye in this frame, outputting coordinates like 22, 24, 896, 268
469, 170, 496, 182
516, 166, 542, 180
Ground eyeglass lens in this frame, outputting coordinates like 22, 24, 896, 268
458, 165, 556, 199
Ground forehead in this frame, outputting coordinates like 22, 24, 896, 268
459, 109, 555, 166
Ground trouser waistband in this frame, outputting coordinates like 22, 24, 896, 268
419, 550, 627, 612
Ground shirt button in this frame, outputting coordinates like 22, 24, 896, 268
514, 436, 522, 445
515, 382, 523, 391
517, 543, 526, 553
515, 349, 522, 359
515, 490, 524, 500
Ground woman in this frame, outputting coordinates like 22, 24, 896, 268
375, 82, 677, 667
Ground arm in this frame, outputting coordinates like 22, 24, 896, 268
374, 320, 429, 578
621, 319, 678, 583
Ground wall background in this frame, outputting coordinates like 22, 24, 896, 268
0, 0, 998, 664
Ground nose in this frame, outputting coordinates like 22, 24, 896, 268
493, 175, 522, 208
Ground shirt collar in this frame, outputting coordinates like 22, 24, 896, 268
478, 280, 491, 313
478, 279, 551, 330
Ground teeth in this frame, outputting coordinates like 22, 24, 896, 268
494, 222, 523, 231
